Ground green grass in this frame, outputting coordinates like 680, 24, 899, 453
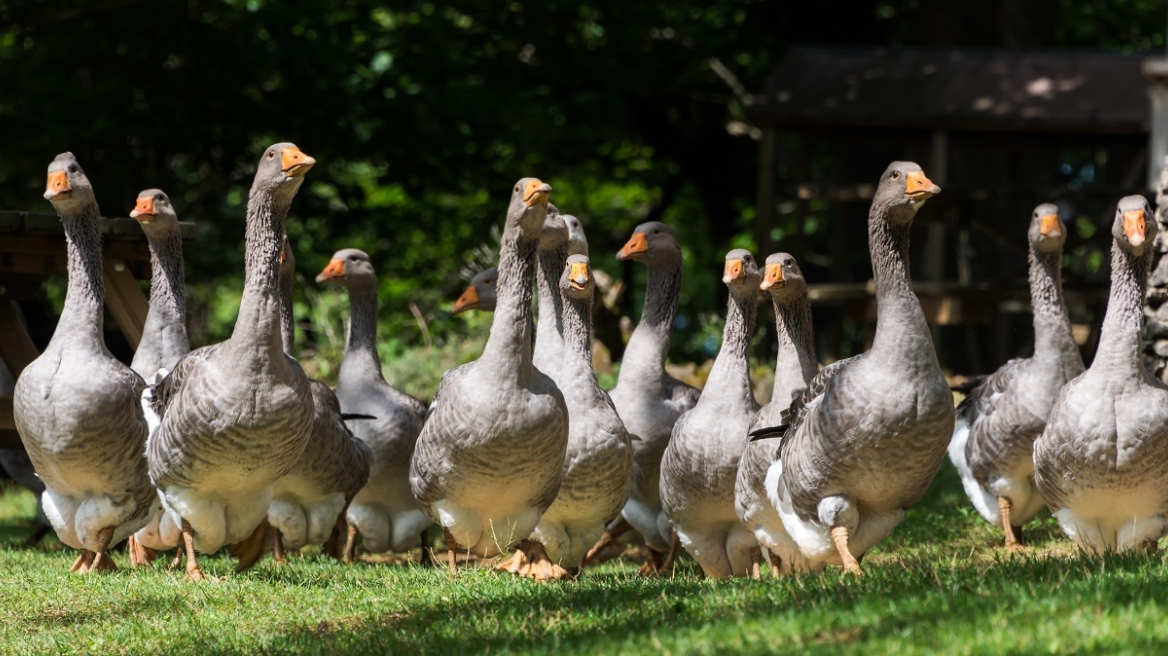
3, 466, 1168, 655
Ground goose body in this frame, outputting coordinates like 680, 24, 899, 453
734, 253, 818, 575
529, 255, 633, 570
660, 249, 762, 577
764, 162, 952, 574
13, 153, 154, 571
268, 242, 372, 554
608, 223, 700, 559
317, 248, 430, 556
146, 143, 316, 579
1034, 195, 1168, 553
410, 179, 569, 564
948, 204, 1083, 545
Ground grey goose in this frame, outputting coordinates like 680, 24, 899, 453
760, 162, 952, 575
948, 203, 1083, 547
13, 153, 154, 572
1034, 195, 1168, 553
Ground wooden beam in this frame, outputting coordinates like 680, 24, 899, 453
102, 260, 148, 350
0, 299, 39, 377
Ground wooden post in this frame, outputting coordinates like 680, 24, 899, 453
102, 260, 149, 350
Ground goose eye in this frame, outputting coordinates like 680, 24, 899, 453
514, 185, 520, 193
68, 165, 77, 173
653, 230, 660, 235
267, 151, 276, 159
891, 171, 900, 179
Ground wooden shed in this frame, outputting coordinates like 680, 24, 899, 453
748, 46, 1153, 374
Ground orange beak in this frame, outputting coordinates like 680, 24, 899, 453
905, 170, 940, 202
722, 259, 745, 284
282, 147, 316, 177
568, 261, 591, 290
1123, 209, 1147, 246
451, 285, 480, 315
130, 196, 157, 222
1039, 213, 1061, 238
522, 179, 552, 207
44, 170, 70, 200
760, 263, 785, 290
617, 232, 649, 261
315, 258, 346, 283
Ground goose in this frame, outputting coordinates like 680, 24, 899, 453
758, 161, 951, 575
734, 253, 817, 577
146, 142, 316, 581
659, 249, 762, 577
13, 152, 154, 572
315, 248, 430, 561
564, 214, 588, 256
591, 222, 699, 573
948, 204, 1083, 547
1034, 195, 1168, 553
521, 255, 633, 575
532, 206, 569, 383
409, 178, 570, 578
451, 268, 499, 315
267, 239, 372, 563
123, 189, 192, 567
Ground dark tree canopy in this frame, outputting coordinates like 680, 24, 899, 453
1, 0, 1163, 358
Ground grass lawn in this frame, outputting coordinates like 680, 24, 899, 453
3, 465, 1168, 655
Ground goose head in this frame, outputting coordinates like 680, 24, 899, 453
564, 215, 588, 257
1113, 195, 1156, 257
452, 268, 498, 315
722, 248, 762, 299
130, 189, 179, 233
873, 161, 940, 223
760, 252, 807, 301
617, 221, 681, 266
251, 142, 316, 199
561, 254, 594, 300
43, 152, 96, 212
539, 203, 569, 252
316, 248, 377, 290
1027, 202, 1066, 254
507, 177, 552, 237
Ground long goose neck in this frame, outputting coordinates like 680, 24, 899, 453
1093, 243, 1150, 375
339, 283, 384, 384
771, 294, 817, 409
133, 227, 189, 374
1028, 245, 1080, 367
479, 222, 537, 377
869, 209, 935, 366
533, 244, 567, 372
703, 288, 757, 403
278, 263, 295, 358
54, 203, 106, 350
231, 188, 292, 364
619, 261, 682, 388
561, 292, 595, 380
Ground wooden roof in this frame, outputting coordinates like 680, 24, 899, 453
750, 46, 1151, 134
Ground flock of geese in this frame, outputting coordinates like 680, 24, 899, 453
10, 143, 1168, 584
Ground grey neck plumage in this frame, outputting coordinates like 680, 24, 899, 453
339, 280, 384, 386
868, 204, 936, 368
230, 185, 296, 365
1093, 242, 1151, 376
770, 292, 817, 412
1028, 243, 1082, 371
618, 260, 682, 391
478, 219, 538, 381
702, 287, 758, 403
533, 243, 568, 379
560, 291, 595, 379
53, 202, 107, 353
132, 225, 189, 377
278, 257, 295, 359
